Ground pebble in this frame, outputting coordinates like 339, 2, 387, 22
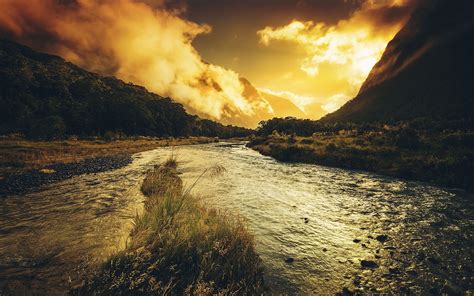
0, 155, 132, 197
361, 260, 379, 269
389, 267, 401, 274
340, 287, 354, 296
428, 257, 440, 265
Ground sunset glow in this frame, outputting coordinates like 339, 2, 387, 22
257, 0, 411, 116
0, 0, 415, 126
0, 0, 473, 294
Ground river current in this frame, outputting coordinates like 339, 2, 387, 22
0, 143, 472, 294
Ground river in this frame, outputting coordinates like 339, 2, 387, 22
0, 143, 472, 294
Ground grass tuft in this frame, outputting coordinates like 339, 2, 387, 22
73, 158, 264, 295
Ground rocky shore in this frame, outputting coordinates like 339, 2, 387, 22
0, 154, 132, 197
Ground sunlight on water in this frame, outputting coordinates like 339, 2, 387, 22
150, 143, 474, 294
0, 151, 162, 293
0, 143, 472, 294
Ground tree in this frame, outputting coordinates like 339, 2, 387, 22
26, 115, 66, 140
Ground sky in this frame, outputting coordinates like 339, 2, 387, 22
188, 0, 362, 109
0, 0, 417, 127
187, 0, 415, 115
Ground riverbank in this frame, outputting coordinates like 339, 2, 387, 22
73, 158, 264, 294
0, 154, 132, 197
0, 137, 218, 197
248, 131, 474, 191
0, 143, 471, 294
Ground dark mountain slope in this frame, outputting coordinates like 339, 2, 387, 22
323, 0, 474, 122
0, 39, 250, 138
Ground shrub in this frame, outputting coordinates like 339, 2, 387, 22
102, 131, 127, 142
325, 143, 338, 153
300, 138, 314, 144
395, 128, 421, 149
247, 136, 267, 147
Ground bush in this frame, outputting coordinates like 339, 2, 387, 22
325, 143, 338, 153
395, 128, 421, 149
102, 131, 126, 142
300, 138, 314, 144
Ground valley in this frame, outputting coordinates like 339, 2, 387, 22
0, 0, 473, 294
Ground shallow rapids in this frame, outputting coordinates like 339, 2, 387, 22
0, 143, 472, 294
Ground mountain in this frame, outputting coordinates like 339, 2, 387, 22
259, 92, 306, 119
239, 78, 307, 123
0, 39, 250, 139
323, 0, 474, 123
235, 78, 274, 128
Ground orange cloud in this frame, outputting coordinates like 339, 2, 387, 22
258, 0, 417, 105
0, 0, 272, 127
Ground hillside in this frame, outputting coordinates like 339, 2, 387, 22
323, 0, 474, 123
248, 0, 474, 190
0, 39, 250, 139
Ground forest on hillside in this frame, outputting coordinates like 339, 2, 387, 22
0, 40, 250, 140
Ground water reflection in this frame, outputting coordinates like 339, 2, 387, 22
158, 143, 474, 294
0, 152, 161, 294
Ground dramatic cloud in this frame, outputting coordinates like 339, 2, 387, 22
258, 0, 418, 109
0, 0, 272, 127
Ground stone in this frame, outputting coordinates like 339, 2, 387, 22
428, 257, 440, 265
389, 267, 401, 274
341, 287, 354, 296
361, 260, 379, 269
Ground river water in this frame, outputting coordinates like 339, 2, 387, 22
0, 143, 472, 294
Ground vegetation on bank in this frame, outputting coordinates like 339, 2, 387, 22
74, 159, 264, 295
249, 117, 474, 190
0, 39, 251, 140
0, 136, 220, 177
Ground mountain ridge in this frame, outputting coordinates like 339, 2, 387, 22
322, 0, 474, 123
239, 78, 307, 121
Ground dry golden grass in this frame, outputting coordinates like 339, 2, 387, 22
0, 136, 216, 176
74, 159, 264, 295
249, 131, 474, 190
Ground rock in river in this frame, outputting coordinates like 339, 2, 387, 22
361, 260, 379, 269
